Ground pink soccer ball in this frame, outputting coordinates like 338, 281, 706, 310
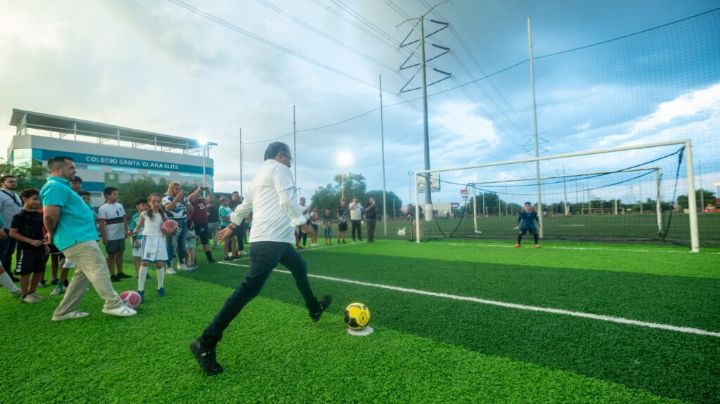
161, 219, 178, 236
120, 290, 142, 309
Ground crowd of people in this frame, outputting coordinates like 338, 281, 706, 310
0, 153, 378, 309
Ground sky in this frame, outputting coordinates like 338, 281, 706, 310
1, 0, 718, 206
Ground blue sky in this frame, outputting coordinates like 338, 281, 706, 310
1, 0, 718, 205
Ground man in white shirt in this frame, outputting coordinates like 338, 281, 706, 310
190, 142, 331, 376
349, 197, 363, 241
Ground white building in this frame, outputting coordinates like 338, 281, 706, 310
7, 109, 214, 206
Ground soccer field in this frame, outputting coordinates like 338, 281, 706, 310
3, 240, 719, 402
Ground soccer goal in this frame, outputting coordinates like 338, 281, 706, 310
412, 139, 700, 252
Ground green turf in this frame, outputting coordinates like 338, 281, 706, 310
2, 239, 718, 402
379, 212, 720, 247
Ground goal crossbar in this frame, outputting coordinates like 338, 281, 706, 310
413, 139, 699, 252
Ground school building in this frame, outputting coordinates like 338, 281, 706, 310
7, 108, 214, 206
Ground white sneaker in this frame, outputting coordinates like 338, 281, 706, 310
166, 267, 177, 275
22, 294, 42, 303
177, 263, 189, 271
52, 311, 89, 321
30, 292, 45, 300
103, 305, 137, 317
50, 287, 64, 296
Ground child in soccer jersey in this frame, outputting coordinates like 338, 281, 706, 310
133, 193, 169, 301
516, 201, 540, 248
309, 207, 321, 247
185, 220, 198, 270
98, 187, 130, 282
337, 198, 349, 244
9, 189, 48, 303
0, 215, 21, 297
130, 198, 148, 278
322, 208, 334, 245
218, 197, 234, 260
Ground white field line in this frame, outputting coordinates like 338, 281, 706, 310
219, 261, 720, 338
433, 242, 720, 255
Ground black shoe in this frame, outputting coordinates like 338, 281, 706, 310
51, 279, 59, 285
11, 276, 20, 283
63, 279, 69, 287
189, 340, 224, 376
310, 295, 332, 322
224, 256, 233, 261
117, 272, 132, 279
110, 275, 120, 282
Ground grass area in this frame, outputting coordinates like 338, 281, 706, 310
2, 239, 718, 402
379, 213, 720, 247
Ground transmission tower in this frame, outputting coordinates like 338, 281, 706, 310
398, 2, 451, 219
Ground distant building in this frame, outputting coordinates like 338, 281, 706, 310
7, 109, 214, 206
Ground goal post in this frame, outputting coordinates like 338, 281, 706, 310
414, 139, 700, 252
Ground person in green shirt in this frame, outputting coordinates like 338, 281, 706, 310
40, 156, 136, 321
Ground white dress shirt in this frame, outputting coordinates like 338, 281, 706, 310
230, 159, 305, 243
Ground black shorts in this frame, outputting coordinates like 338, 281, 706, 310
195, 223, 210, 245
15, 249, 48, 275
519, 227, 538, 236
47, 243, 64, 258
338, 222, 348, 232
105, 239, 126, 254
232, 223, 245, 238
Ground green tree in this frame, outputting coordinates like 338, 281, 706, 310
676, 189, 717, 209
365, 190, 402, 219
0, 160, 48, 190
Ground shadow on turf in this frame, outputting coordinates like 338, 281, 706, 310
186, 253, 720, 403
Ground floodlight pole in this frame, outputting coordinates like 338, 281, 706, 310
202, 144, 207, 195
655, 169, 662, 235
293, 105, 297, 182
379, 74, 388, 237
239, 128, 243, 197
528, 17, 544, 237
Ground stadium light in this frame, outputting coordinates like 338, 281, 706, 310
199, 138, 217, 195
337, 151, 353, 198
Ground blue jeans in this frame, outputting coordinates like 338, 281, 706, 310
200, 241, 321, 347
166, 219, 188, 266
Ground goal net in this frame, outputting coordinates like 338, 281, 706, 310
411, 140, 702, 251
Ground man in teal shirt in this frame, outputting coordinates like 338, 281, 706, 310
40, 156, 136, 321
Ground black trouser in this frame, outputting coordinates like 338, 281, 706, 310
517, 227, 538, 244
351, 220, 362, 241
296, 225, 307, 247
200, 242, 320, 347
233, 221, 245, 253
366, 218, 377, 242
0, 236, 17, 273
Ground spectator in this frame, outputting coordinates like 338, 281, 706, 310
365, 196, 377, 243
40, 156, 135, 321
349, 196, 363, 241
0, 175, 22, 281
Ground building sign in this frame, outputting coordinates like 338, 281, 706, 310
37, 149, 213, 175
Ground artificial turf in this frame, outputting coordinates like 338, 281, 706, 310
2, 239, 718, 402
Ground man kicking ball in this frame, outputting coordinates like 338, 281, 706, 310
190, 142, 331, 375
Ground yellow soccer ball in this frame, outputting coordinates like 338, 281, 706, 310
344, 302, 371, 331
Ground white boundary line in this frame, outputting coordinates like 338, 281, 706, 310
432, 242, 720, 255
219, 261, 720, 338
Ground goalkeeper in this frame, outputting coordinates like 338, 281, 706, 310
515, 202, 540, 248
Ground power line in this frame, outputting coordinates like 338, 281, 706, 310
166, 0, 375, 88
255, 0, 398, 73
